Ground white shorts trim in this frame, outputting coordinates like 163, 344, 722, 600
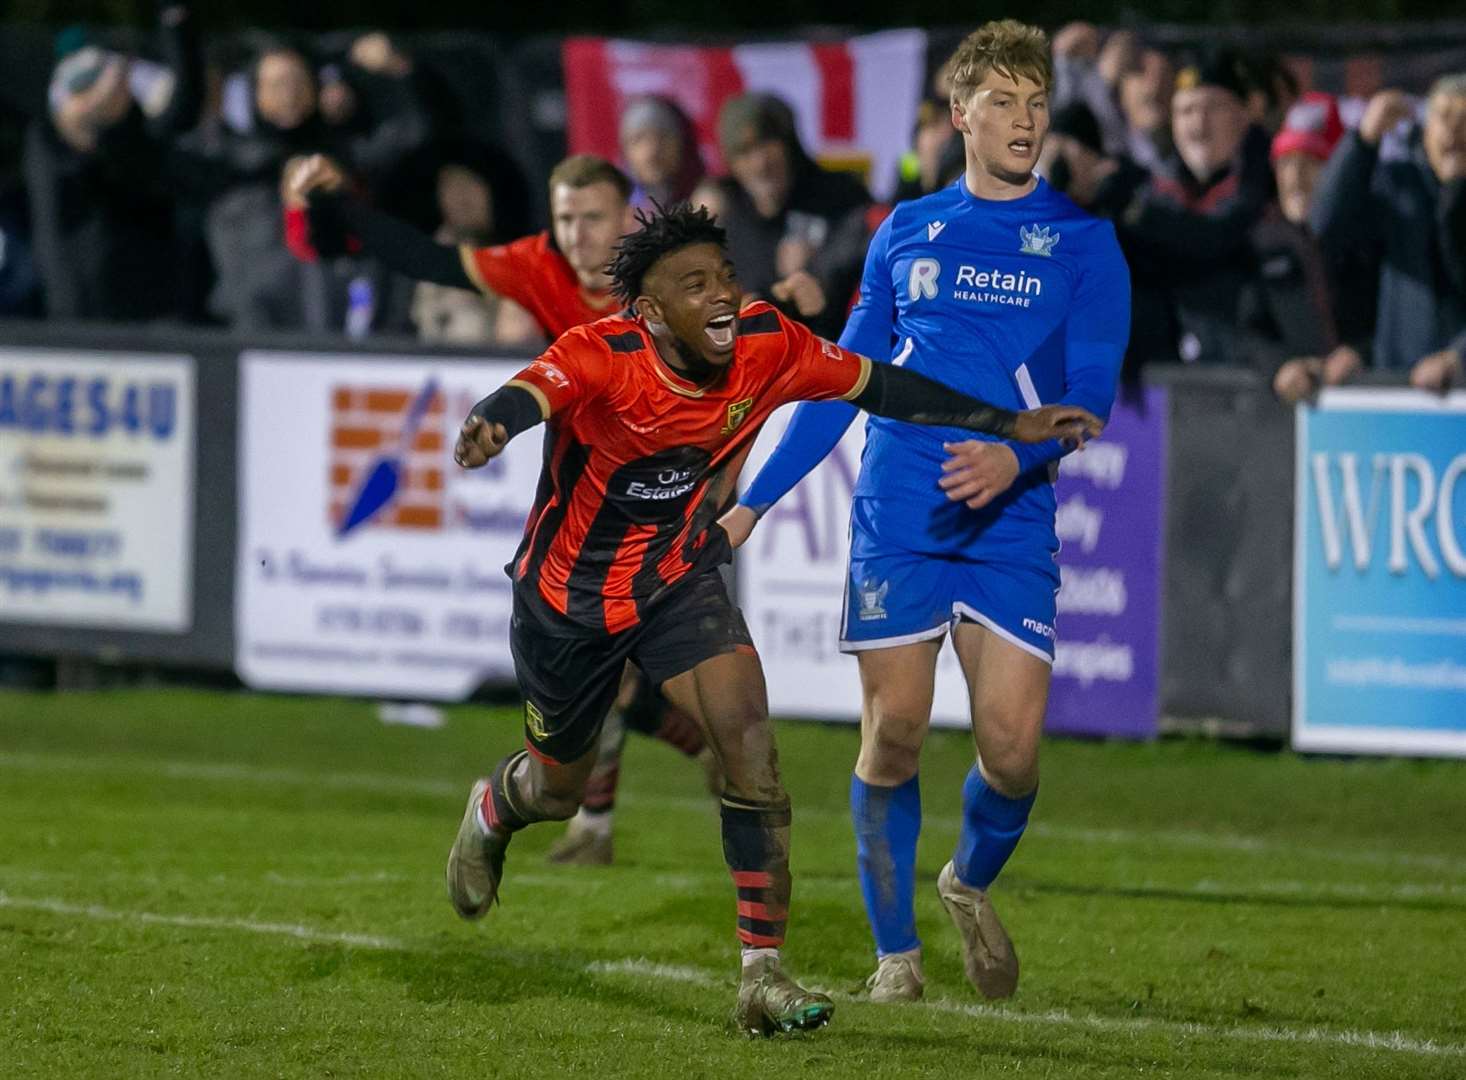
838, 622, 949, 654
951, 601, 1054, 665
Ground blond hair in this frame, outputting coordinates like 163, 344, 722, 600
547, 154, 632, 202
943, 20, 1052, 105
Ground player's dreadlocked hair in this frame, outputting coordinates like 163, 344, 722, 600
607, 202, 728, 305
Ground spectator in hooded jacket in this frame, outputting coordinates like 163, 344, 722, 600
1313, 75, 1466, 393
618, 95, 705, 212
709, 92, 870, 340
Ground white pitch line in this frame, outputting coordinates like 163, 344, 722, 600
4, 749, 1466, 876
1, 892, 1462, 1061
0, 892, 403, 950
5, 865, 1464, 907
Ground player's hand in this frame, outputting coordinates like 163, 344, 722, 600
940, 441, 1020, 510
1012, 405, 1103, 445
350, 32, 413, 77
287, 153, 348, 204
1359, 89, 1413, 146
454, 415, 508, 468
770, 271, 827, 318
1410, 348, 1462, 394
1052, 21, 1100, 60
716, 504, 759, 550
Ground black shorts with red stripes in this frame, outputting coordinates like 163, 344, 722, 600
508, 569, 754, 765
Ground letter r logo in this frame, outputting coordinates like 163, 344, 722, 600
908, 258, 940, 301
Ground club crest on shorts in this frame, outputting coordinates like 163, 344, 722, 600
524, 700, 548, 740
721, 396, 754, 434
1019, 224, 1060, 257
857, 578, 889, 621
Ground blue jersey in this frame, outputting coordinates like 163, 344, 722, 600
742, 176, 1130, 560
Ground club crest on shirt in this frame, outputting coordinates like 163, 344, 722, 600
1019, 224, 1060, 257
721, 396, 754, 434
525, 700, 548, 740
857, 578, 889, 621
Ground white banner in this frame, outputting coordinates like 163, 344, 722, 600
0, 348, 194, 630
737, 407, 973, 726
236, 352, 541, 699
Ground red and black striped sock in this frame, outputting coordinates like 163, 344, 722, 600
721, 795, 792, 950
479, 750, 533, 833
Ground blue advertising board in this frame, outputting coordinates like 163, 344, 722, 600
1294, 388, 1466, 757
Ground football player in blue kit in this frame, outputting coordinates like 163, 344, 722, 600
720, 19, 1131, 1003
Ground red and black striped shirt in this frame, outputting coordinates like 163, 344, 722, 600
506, 301, 871, 635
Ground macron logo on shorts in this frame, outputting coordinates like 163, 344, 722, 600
1022, 617, 1056, 640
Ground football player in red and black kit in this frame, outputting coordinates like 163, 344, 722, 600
445, 203, 1099, 1035
288, 152, 722, 861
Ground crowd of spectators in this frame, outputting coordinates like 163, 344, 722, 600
0, 7, 1462, 397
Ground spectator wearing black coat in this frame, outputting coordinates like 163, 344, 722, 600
1312, 75, 1466, 392
710, 93, 870, 340
1084, 51, 1279, 372
23, 4, 203, 321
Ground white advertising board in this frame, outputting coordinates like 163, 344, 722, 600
0, 348, 194, 631
236, 352, 541, 699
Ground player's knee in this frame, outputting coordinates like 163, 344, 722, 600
860, 703, 926, 783
708, 707, 782, 802
978, 742, 1039, 798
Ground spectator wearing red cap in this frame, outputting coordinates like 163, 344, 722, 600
1267, 93, 1371, 403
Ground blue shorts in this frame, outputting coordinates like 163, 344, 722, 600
839, 501, 1060, 662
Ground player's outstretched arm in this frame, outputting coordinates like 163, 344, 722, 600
323, 195, 475, 290
850, 361, 1102, 444
454, 383, 546, 468
288, 154, 474, 290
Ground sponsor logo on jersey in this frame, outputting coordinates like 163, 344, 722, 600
857, 577, 889, 620
528, 360, 570, 389
626, 466, 697, 501
721, 396, 754, 434
908, 258, 940, 300
1019, 224, 1060, 256
952, 265, 1043, 308
927, 220, 947, 241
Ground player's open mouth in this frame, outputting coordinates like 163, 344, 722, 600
705, 313, 736, 349
1008, 139, 1035, 156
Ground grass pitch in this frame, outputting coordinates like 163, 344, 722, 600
2, 688, 1464, 1078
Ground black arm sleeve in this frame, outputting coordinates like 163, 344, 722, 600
308, 194, 476, 289
850, 361, 1017, 438
468, 384, 544, 441
148, 3, 204, 139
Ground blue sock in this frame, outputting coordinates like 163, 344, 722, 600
953, 766, 1036, 890
851, 773, 921, 957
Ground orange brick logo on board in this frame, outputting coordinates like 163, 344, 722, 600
329, 380, 446, 535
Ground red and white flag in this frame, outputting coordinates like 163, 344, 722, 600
563, 31, 927, 201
